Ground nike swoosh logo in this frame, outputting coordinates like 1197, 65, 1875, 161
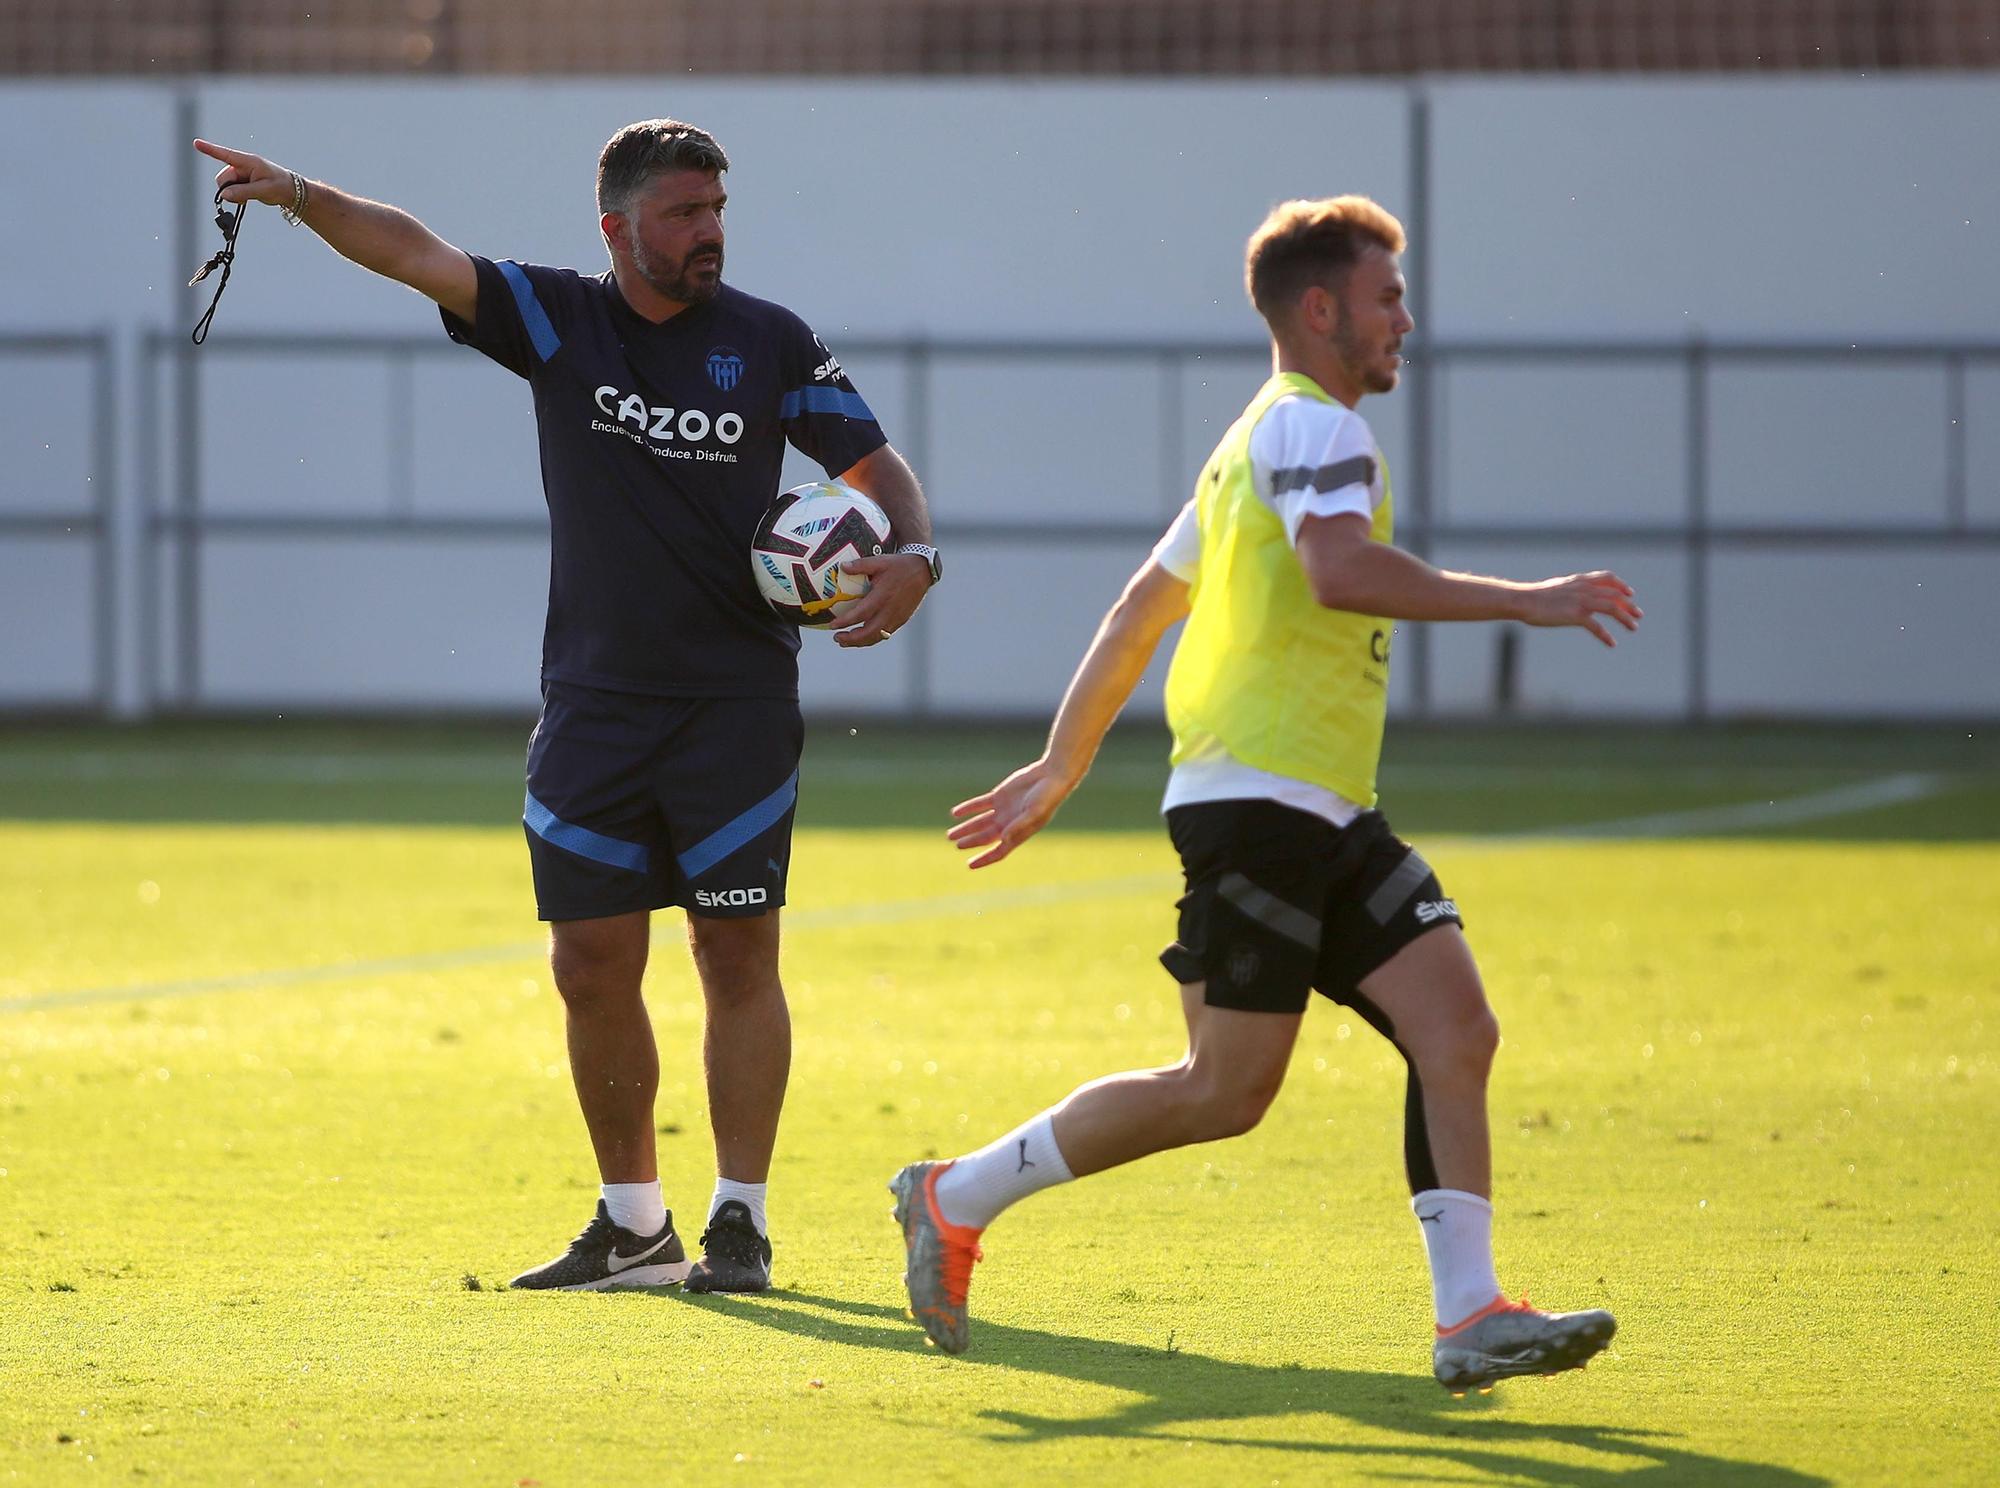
606, 1235, 670, 1273
1417, 1211, 1443, 1225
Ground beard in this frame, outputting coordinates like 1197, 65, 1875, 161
1333, 308, 1399, 394
631, 233, 724, 305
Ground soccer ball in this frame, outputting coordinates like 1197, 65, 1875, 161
750, 481, 892, 627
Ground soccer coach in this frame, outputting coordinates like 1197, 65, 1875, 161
194, 120, 940, 1293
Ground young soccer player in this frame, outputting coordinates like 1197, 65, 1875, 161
196, 120, 943, 1294
892, 196, 1638, 1391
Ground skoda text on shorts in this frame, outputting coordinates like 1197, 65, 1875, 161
898, 196, 1638, 1388
194, 120, 940, 1294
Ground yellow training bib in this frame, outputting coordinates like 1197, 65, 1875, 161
1165, 373, 1393, 806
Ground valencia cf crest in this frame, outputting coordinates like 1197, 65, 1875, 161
706, 346, 745, 391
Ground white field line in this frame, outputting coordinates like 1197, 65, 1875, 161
1505, 771, 1944, 841
2, 773, 1947, 1016
3, 875, 1168, 1015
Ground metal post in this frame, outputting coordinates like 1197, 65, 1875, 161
1493, 627, 1520, 716
91, 331, 117, 715
1404, 84, 1434, 716
1685, 342, 1709, 722
1159, 347, 1184, 510
137, 331, 159, 715
389, 348, 416, 519
1946, 352, 1968, 533
905, 340, 933, 718
174, 88, 203, 708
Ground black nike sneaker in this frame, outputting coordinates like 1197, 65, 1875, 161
681, 1199, 772, 1293
508, 1200, 691, 1291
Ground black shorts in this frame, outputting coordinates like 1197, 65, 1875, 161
522, 681, 802, 923
1160, 800, 1463, 1014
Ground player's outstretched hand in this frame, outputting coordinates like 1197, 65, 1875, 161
831, 552, 932, 648
1519, 571, 1643, 647
193, 139, 295, 209
948, 759, 1075, 869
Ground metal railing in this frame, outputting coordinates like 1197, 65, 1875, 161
0, 330, 116, 712
126, 328, 1999, 720
1404, 338, 2000, 717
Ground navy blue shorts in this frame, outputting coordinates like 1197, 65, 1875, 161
522, 682, 803, 923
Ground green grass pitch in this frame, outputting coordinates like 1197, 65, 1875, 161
2, 721, 1996, 1486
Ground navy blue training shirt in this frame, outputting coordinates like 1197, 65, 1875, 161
441, 254, 888, 698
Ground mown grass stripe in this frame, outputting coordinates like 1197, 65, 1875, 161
2, 774, 1941, 1016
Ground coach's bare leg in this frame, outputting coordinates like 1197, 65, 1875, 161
686, 911, 790, 1183
549, 911, 658, 1183
1048, 985, 1303, 1176
1353, 926, 1498, 1197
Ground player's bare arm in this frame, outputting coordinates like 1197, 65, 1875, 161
829, 443, 934, 648
949, 559, 1190, 868
1296, 511, 1643, 647
194, 139, 477, 324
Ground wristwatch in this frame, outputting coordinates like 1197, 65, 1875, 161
896, 542, 943, 585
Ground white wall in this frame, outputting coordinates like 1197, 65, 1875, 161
187, 78, 1413, 341
1427, 76, 2000, 342
0, 84, 181, 712
0, 76, 1995, 719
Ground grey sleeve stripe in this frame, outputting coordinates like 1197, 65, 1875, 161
1271, 455, 1376, 498
1366, 850, 1434, 924
1217, 872, 1322, 950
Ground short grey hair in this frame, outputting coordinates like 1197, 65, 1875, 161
596, 118, 730, 216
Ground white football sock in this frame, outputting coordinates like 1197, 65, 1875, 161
1413, 1188, 1503, 1328
601, 1180, 667, 1237
935, 1111, 1075, 1229
708, 1178, 767, 1237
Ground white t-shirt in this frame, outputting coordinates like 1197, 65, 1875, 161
1150, 394, 1386, 829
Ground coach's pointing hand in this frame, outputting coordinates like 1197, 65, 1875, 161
831, 552, 931, 648
194, 139, 297, 209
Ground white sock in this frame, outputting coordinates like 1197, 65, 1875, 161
1413, 1188, 1503, 1328
935, 1111, 1075, 1229
601, 1180, 667, 1237
709, 1178, 767, 1237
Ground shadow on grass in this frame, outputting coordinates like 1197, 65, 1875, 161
673, 1288, 1827, 1487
